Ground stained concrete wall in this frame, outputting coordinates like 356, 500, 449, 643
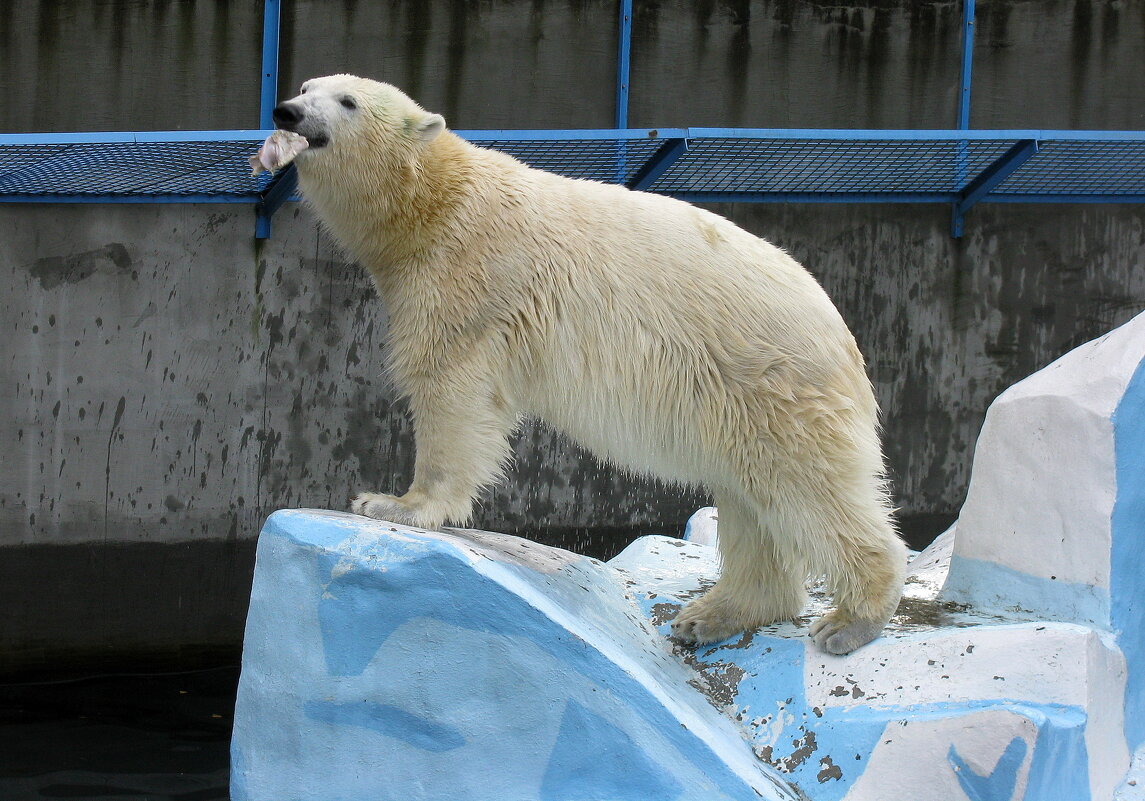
2, 0, 1144, 669
8, 1, 1145, 134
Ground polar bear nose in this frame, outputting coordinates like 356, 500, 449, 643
272, 102, 303, 129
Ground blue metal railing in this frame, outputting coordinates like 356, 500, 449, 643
0, 0, 1141, 239
0, 131, 272, 203
5, 127, 1143, 203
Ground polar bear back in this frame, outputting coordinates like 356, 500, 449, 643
298, 123, 877, 487
415, 140, 877, 482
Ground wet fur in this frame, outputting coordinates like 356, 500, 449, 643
275, 75, 907, 654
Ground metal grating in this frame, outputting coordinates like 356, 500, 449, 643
647, 137, 1014, 198
464, 129, 1145, 203
1, 128, 1143, 238
989, 138, 1145, 200
466, 134, 670, 185
0, 134, 270, 200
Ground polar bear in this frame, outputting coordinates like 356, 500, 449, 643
268, 75, 906, 654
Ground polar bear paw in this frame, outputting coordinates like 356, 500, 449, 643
808, 609, 884, 655
671, 594, 756, 645
350, 492, 426, 527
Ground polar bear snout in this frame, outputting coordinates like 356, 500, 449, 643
272, 102, 303, 128
272, 101, 327, 149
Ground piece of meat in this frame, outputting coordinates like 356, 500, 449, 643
250, 130, 309, 176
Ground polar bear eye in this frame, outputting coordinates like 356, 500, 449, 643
340, 96, 357, 110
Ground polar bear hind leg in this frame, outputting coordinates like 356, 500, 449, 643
672, 492, 808, 643
805, 503, 906, 654
674, 466, 905, 654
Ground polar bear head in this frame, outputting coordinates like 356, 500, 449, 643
271, 74, 446, 168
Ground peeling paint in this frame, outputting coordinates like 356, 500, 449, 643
649, 602, 682, 627
683, 656, 747, 709
816, 755, 842, 783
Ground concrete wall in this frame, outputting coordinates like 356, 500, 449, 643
3, 0, 1144, 669
8, 1, 1145, 134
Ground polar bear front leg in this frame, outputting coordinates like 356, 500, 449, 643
672, 494, 807, 644
350, 379, 515, 529
351, 489, 458, 529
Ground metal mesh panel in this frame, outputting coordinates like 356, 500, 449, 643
647, 137, 1018, 196
992, 139, 1145, 197
0, 140, 268, 198
470, 137, 668, 184
1, 130, 1144, 206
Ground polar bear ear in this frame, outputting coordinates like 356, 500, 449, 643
414, 113, 446, 143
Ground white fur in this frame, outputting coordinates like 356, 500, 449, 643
274, 75, 907, 654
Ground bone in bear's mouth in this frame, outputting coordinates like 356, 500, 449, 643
250, 130, 311, 176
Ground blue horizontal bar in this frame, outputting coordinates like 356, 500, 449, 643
456, 128, 690, 142
1, 127, 1142, 221
3, 127, 1144, 147
0, 193, 262, 204
666, 192, 1145, 205
982, 194, 1145, 204
671, 192, 962, 204
678, 127, 1145, 143
5, 191, 1138, 207
0, 130, 272, 146
460, 127, 1145, 144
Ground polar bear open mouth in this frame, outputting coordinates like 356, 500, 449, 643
250, 130, 312, 176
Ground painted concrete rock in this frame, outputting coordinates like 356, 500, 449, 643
232, 312, 1145, 800
230, 510, 801, 801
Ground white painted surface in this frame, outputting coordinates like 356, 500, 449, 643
1116, 747, 1145, 800
945, 312, 1145, 623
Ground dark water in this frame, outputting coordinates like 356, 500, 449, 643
0, 665, 237, 801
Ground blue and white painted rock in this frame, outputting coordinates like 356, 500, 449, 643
230, 510, 799, 801
231, 312, 1145, 800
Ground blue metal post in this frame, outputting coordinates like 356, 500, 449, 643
615, 0, 633, 129
257, 0, 283, 236
957, 0, 976, 130
256, 166, 298, 240
613, 0, 634, 183
952, 0, 977, 235
260, 0, 282, 130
